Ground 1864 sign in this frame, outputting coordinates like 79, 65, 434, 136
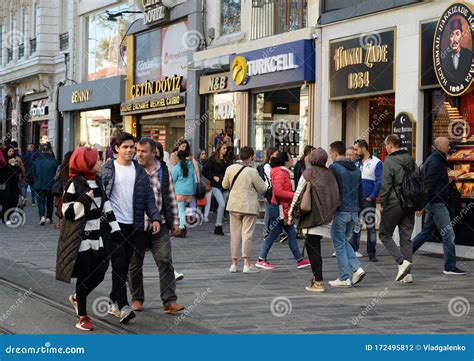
433, 2, 474, 96
329, 28, 395, 100
392, 112, 414, 153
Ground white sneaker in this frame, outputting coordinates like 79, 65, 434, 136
243, 265, 259, 274
204, 217, 210, 223
108, 302, 121, 317
351, 267, 366, 285
400, 274, 413, 283
119, 305, 136, 324
45, 218, 52, 224
228, 264, 238, 273
396, 260, 412, 281
355, 251, 363, 258
5, 220, 12, 226
332, 252, 336, 257
328, 278, 352, 288
174, 271, 184, 281
39, 217, 46, 225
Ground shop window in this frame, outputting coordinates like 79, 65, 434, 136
79, 109, 118, 158
368, 96, 395, 162
250, 87, 309, 161
220, 0, 241, 36
251, 0, 307, 40
86, 4, 128, 81
207, 93, 239, 152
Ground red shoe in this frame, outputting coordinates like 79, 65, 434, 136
255, 260, 275, 270
296, 259, 311, 269
76, 316, 94, 331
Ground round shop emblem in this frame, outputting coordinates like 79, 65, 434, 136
433, 2, 474, 96
231, 55, 248, 85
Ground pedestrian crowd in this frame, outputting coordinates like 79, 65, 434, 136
0, 132, 466, 331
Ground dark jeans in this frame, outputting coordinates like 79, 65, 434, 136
412, 202, 457, 271
109, 223, 138, 310
305, 234, 323, 281
35, 189, 53, 219
258, 204, 302, 261
379, 204, 414, 265
350, 199, 377, 256
75, 249, 109, 316
128, 224, 177, 307
0, 193, 19, 222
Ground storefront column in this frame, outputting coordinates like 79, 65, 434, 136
308, 83, 316, 146
236, 92, 249, 147
61, 112, 75, 153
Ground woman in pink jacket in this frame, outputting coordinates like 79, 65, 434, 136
255, 152, 310, 270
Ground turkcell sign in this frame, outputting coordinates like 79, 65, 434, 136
229, 40, 315, 91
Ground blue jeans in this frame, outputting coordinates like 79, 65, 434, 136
258, 204, 302, 261
331, 211, 362, 281
21, 181, 36, 202
35, 190, 53, 219
177, 198, 197, 230
412, 202, 457, 271
212, 187, 227, 226
350, 200, 377, 255
263, 199, 271, 235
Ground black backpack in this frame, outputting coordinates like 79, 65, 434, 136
257, 163, 273, 203
396, 161, 426, 211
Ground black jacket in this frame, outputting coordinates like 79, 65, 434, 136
422, 149, 450, 204
202, 156, 230, 189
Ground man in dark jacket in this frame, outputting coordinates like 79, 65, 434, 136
328, 141, 366, 288
100, 132, 161, 324
30, 143, 58, 224
412, 137, 466, 275
22, 143, 38, 205
128, 138, 185, 315
379, 135, 414, 283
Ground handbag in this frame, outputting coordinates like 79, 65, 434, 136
297, 192, 324, 229
51, 179, 64, 197
300, 181, 312, 213
202, 176, 212, 192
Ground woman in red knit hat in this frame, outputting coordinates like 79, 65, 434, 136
56, 147, 121, 331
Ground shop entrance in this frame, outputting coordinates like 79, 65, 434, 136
139, 114, 185, 151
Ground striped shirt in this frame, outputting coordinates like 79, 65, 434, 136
62, 179, 120, 252
144, 159, 179, 230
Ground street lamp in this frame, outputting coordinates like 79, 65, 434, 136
105, 10, 143, 22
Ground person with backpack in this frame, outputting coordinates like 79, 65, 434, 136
257, 147, 278, 237
379, 134, 415, 282
255, 152, 311, 270
56, 146, 120, 331
328, 141, 366, 288
411, 137, 466, 275
222, 146, 267, 274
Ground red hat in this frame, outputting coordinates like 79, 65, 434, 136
450, 19, 463, 32
69, 147, 99, 180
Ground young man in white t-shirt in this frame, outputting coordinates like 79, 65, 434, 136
101, 132, 161, 324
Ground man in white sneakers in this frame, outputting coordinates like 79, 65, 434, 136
101, 132, 161, 324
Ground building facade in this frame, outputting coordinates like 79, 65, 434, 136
0, 0, 71, 156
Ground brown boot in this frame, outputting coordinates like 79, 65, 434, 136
131, 300, 143, 312
163, 302, 185, 314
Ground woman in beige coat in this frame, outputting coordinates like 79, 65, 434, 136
222, 146, 267, 274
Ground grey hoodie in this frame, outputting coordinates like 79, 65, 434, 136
380, 150, 414, 209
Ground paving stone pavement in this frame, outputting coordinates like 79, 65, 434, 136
0, 205, 472, 334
